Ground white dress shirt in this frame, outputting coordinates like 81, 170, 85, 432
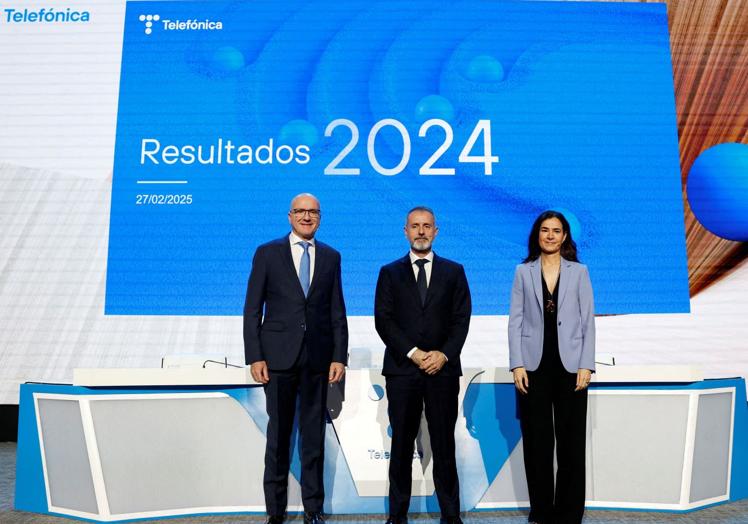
409, 250, 434, 286
407, 250, 445, 360
289, 232, 315, 285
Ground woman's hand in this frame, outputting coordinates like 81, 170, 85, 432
575, 368, 592, 391
513, 367, 529, 394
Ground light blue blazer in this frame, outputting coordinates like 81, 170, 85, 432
508, 257, 595, 373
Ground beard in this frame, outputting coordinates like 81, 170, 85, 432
410, 237, 432, 253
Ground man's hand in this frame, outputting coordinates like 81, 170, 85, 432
410, 348, 427, 366
420, 351, 447, 375
512, 367, 529, 394
575, 368, 592, 391
329, 362, 346, 384
250, 360, 270, 384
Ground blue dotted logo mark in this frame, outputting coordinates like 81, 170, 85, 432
138, 14, 160, 35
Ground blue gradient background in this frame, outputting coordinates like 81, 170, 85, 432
107, 0, 688, 316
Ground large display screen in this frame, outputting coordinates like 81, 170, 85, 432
107, 0, 687, 316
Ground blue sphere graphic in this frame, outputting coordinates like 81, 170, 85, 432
414, 95, 455, 123
211, 46, 245, 72
687, 142, 748, 241
279, 119, 319, 147
465, 54, 505, 83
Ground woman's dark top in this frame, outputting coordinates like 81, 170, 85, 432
539, 272, 563, 372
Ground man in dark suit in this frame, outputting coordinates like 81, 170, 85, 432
244, 193, 348, 524
374, 206, 471, 524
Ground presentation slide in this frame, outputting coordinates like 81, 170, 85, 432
107, 0, 687, 316
0, 0, 745, 405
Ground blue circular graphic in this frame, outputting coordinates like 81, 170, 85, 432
279, 119, 319, 147
387, 425, 393, 438
368, 384, 385, 401
687, 142, 748, 241
414, 95, 455, 123
465, 54, 505, 83
212, 46, 246, 72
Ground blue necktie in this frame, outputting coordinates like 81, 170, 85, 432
299, 241, 311, 297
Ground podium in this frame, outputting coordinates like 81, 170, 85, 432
14, 367, 748, 521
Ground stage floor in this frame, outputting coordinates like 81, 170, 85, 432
3, 441, 747, 523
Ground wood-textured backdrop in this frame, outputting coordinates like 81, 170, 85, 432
665, 0, 745, 293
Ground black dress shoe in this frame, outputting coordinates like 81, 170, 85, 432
385, 517, 408, 524
440, 517, 463, 524
266, 516, 284, 524
304, 511, 325, 524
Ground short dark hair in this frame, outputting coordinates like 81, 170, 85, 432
406, 206, 435, 223
523, 210, 579, 263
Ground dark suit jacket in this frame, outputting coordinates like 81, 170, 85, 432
375, 253, 471, 376
243, 235, 348, 373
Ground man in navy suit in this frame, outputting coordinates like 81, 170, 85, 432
374, 206, 471, 524
244, 193, 348, 524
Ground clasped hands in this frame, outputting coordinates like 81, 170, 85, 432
410, 348, 447, 375
512, 366, 592, 394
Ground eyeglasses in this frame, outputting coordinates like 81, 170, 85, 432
291, 208, 321, 218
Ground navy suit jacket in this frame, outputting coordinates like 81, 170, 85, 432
375, 253, 471, 377
508, 257, 595, 373
243, 235, 348, 372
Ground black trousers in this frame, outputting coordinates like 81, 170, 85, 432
263, 351, 328, 515
519, 367, 588, 524
386, 374, 460, 519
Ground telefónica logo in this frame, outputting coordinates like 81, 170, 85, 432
138, 13, 160, 35
137, 13, 223, 36
3, 7, 90, 23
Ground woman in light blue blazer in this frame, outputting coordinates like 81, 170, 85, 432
508, 210, 595, 524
